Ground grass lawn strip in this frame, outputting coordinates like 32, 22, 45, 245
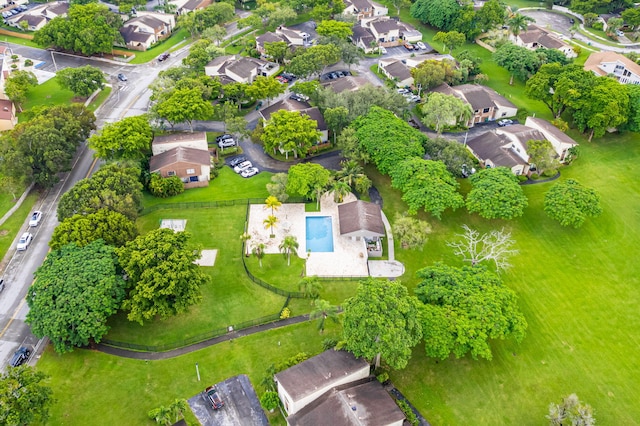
0, 193, 38, 262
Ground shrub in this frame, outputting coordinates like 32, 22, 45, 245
280, 307, 290, 319
529, 173, 540, 180
592, 22, 603, 30
148, 173, 184, 198
397, 400, 419, 426
322, 337, 338, 350
24, 59, 33, 67
517, 175, 528, 183
260, 392, 281, 412
376, 372, 389, 384
392, 213, 431, 250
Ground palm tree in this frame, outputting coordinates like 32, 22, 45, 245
264, 195, 282, 216
336, 160, 365, 188
279, 235, 299, 266
168, 399, 189, 424
148, 406, 172, 425
298, 276, 322, 299
264, 215, 278, 237
309, 299, 339, 333
252, 243, 266, 267
507, 13, 535, 39
331, 180, 351, 203
240, 232, 251, 256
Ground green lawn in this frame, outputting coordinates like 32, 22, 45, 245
38, 320, 341, 426
0, 192, 38, 261
128, 28, 191, 64
87, 87, 112, 112
18, 77, 75, 122
104, 205, 288, 347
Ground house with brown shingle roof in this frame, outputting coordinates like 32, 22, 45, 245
255, 32, 287, 56
514, 24, 576, 58
205, 55, 279, 84
259, 98, 328, 142
524, 117, 578, 161
171, 0, 211, 15
368, 17, 400, 44
584, 51, 640, 84
152, 132, 208, 155
321, 76, 369, 93
338, 200, 385, 257
149, 146, 211, 188
342, 0, 387, 21
378, 58, 413, 87
351, 24, 377, 52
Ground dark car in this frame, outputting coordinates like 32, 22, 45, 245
158, 53, 170, 62
10, 347, 30, 367
281, 72, 296, 80
228, 156, 247, 168
205, 386, 224, 410
0, 279, 5, 293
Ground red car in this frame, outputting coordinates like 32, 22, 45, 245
404, 42, 414, 50
205, 386, 224, 410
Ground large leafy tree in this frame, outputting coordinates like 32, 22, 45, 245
245, 76, 286, 103
316, 20, 353, 40
622, 84, 640, 133
287, 44, 341, 78
287, 163, 331, 207
57, 163, 143, 221
433, 30, 465, 53
528, 139, 559, 175
475, 0, 506, 32
50, 209, 137, 250
0, 105, 95, 188
415, 263, 527, 360
4, 70, 37, 111
89, 115, 153, 161
57, 65, 106, 98
544, 179, 602, 228
352, 106, 425, 175
343, 278, 422, 370
493, 43, 542, 85
411, 59, 461, 89
154, 87, 214, 131
34, 3, 123, 55
26, 240, 126, 353
261, 110, 321, 159
264, 41, 289, 64
420, 92, 473, 133
0, 366, 53, 425
182, 38, 225, 70
390, 158, 464, 218
178, 2, 235, 36
116, 229, 208, 325
423, 136, 477, 178
320, 84, 408, 123
411, 0, 461, 31
466, 167, 528, 220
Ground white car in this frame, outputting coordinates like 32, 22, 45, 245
218, 138, 236, 148
17, 232, 33, 251
241, 167, 259, 178
416, 41, 427, 50
397, 88, 410, 95
29, 210, 43, 227
233, 161, 253, 173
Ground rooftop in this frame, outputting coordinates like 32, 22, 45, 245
153, 132, 207, 146
338, 200, 385, 237
149, 146, 210, 171
466, 132, 527, 168
584, 50, 640, 77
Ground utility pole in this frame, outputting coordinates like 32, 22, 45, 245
50, 50, 58, 72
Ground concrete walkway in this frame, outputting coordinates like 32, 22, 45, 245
367, 209, 405, 278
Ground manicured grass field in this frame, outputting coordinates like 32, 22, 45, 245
0, 192, 37, 261
128, 28, 190, 64
87, 87, 112, 112
18, 77, 75, 122
104, 205, 288, 347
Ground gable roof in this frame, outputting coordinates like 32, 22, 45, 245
126, 15, 166, 31
466, 132, 527, 168
287, 379, 405, 426
350, 0, 374, 11
153, 131, 207, 146
274, 350, 370, 402
149, 146, 210, 171
352, 24, 375, 45
322, 76, 370, 93
584, 51, 640, 77
226, 57, 260, 79
453, 84, 495, 111
17, 14, 46, 27
45, 2, 69, 16
497, 124, 546, 148
380, 59, 411, 81
119, 26, 155, 44
338, 200, 385, 237
370, 18, 399, 34
525, 117, 577, 146
259, 97, 311, 121
256, 32, 286, 48
519, 25, 568, 50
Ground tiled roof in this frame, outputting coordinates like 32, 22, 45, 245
338, 200, 385, 237
584, 50, 640, 78
525, 117, 577, 146
466, 132, 527, 168
149, 146, 210, 171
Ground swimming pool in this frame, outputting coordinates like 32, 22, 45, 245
305, 216, 334, 252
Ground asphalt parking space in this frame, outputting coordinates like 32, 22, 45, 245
521, 10, 574, 37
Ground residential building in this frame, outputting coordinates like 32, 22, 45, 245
120, 14, 174, 51
351, 24, 377, 52
152, 132, 208, 156
6, 1, 68, 30
338, 200, 385, 257
11, 14, 47, 31
321, 76, 370, 93
149, 146, 211, 188
205, 55, 279, 84
255, 32, 287, 56
513, 24, 576, 58
259, 98, 328, 143
398, 21, 423, 43
584, 51, 640, 84
524, 116, 578, 161
274, 350, 370, 415
378, 58, 413, 87
170, 0, 211, 15
368, 17, 401, 44
275, 25, 306, 46
0, 99, 17, 131
342, 0, 387, 22
432, 83, 517, 126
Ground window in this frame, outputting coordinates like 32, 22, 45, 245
186, 168, 195, 174
189, 176, 199, 182
167, 171, 176, 176
483, 108, 490, 113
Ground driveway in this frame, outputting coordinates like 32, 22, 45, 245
520, 9, 574, 37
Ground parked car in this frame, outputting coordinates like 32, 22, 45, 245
241, 167, 259, 178
29, 210, 42, 227
10, 347, 30, 367
158, 52, 170, 62
0, 278, 5, 293
281, 72, 296, 81
498, 119, 514, 127
16, 232, 33, 251
216, 134, 233, 142
616, 30, 625, 37
407, 95, 421, 103
233, 161, 253, 173
204, 386, 224, 410
404, 42, 414, 50
290, 93, 309, 102
376, 46, 387, 54
228, 156, 247, 167
117, 73, 127, 82
275, 75, 288, 83
416, 41, 427, 50
218, 138, 236, 148
397, 88, 410, 95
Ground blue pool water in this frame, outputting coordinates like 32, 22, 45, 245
305, 216, 334, 252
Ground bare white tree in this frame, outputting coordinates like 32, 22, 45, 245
447, 225, 518, 272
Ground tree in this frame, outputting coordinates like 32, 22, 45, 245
336, 159, 370, 194
622, 84, 640, 133
287, 163, 331, 208
264, 214, 278, 236
0, 175, 23, 200
316, 20, 353, 40
583, 12, 598, 27
390, 158, 464, 218
507, 13, 535, 39
525, 63, 572, 118
279, 235, 299, 266
148, 173, 185, 198
57, 65, 106, 98
352, 106, 425, 175
415, 263, 527, 360
546, 394, 595, 426
57, 163, 143, 221
466, 167, 528, 219
4, 70, 37, 111
320, 84, 409, 123
324, 106, 350, 143
287, 44, 341, 78
420, 92, 473, 133
148, 406, 172, 426
411, 60, 446, 89
298, 276, 322, 298
622, 7, 640, 30
607, 17, 624, 34
493, 42, 542, 85
264, 41, 289, 64
168, 399, 189, 424
410, 0, 461, 31
329, 179, 351, 202
337, 127, 369, 164
268, 5, 296, 27
245, 76, 286, 103
89, 115, 152, 161
153, 87, 213, 131
343, 278, 422, 370
203, 24, 227, 45
116, 229, 208, 325
310, 3, 332, 22
261, 110, 321, 159
538, 47, 571, 66
391, 0, 410, 16
337, 41, 363, 70
392, 213, 431, 250
252, 242, 266, 267
50, 209, 137, 250
475, 0, 506, 32
447, 225, 518, 271
183, 38, 225, 70
34, 4, 123, 56
0, 366, 53, 425
528, 139, 559, 175
433, 31, 465, 53
544, 179, 602, 228
423, 136, 477, 178
310, 299, 339, 333
26, 240, 126, 353
265, 195, 282, 217
267, 173, 289, 202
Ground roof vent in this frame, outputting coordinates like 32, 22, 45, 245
2, 107, 8, 111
